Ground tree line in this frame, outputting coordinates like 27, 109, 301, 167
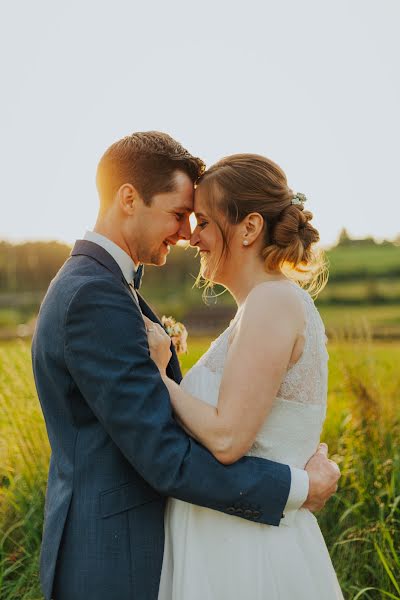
0, 234, 399, 296
0, 240, 201, 295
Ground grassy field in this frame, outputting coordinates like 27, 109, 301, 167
1, 241, 400, 340
326, 244, 400, 280
317, 305, 400, 339
1, 338, 399, 599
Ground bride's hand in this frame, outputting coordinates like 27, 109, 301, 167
143, 315, 172, 375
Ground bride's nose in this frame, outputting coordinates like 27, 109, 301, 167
190, 228, 200, 248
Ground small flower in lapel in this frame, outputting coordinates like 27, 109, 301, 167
161, 316, 188, 355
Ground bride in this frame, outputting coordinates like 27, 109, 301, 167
146, 153, 344, 599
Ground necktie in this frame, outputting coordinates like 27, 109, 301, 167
133, 264, 144, 290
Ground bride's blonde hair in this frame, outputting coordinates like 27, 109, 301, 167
194, 154, 328, 300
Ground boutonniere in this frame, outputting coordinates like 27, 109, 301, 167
161, 316, 188, 355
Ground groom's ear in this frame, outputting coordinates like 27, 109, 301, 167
117, 183, 141, 215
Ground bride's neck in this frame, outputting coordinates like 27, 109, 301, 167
223, 259, 288, 309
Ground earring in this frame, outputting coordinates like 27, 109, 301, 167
243, 240, 249, 246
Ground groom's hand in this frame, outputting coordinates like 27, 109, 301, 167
302, 443, 341, 512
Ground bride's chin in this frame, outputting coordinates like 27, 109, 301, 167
201, 266, 217, 282
200, 259, 210, 275
200, 255, 218, 280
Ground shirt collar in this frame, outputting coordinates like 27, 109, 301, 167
83, 230, 138, 284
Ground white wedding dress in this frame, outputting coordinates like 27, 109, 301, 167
158, 282, 344, 600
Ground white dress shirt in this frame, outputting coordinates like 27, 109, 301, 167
83, 230, 139, 302
82, 230, 309, 520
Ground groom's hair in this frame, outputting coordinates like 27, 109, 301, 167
96, 131, 205, 206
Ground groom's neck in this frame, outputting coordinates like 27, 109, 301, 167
93, 217, 139, 266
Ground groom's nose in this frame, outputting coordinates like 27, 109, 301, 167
178, 216, 192, 241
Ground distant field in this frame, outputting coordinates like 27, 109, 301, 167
318, 280, 400, 302
317, 304, 400, 338
1, 241, 399, 343
327, 243, 400, 280
1, 300, 399, 341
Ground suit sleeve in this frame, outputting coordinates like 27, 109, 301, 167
64, 279, 291, 526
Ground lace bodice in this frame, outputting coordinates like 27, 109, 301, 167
181, 282, 329, 470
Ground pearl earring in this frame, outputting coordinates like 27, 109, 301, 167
243, 240, 249, 246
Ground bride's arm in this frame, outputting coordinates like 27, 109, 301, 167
163, 284, 303, 464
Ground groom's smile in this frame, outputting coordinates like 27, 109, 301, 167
134, 170, 195, 267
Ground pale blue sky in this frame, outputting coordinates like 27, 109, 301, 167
1, 0, 399, 246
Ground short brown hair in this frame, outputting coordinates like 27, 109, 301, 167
96, 131, 205, 206
197, 153, 327, 296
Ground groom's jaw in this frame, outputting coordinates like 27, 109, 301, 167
163, 238, 179, 251
162, 241, 171, 253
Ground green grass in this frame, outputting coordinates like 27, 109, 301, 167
0, 338, 399, 599
318, 305, 400, 339
327, 244, 400, 280
0, 341, 49, 599
318, 280, 400, 303
0, 309, 36, 329
320, 341, 400, 599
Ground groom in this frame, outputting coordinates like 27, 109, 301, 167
32, 131, 340, 600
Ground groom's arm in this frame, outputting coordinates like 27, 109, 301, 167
65, 278, 296, 526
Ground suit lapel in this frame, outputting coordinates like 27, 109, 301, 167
71, 240, 127, 284
70, 240, 182, 384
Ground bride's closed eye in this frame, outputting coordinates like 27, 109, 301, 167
197, 221, 208, 229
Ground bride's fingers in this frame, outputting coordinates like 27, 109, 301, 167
143, 318, 156, 333
154, 323, 171, 339
142, 316, 160, 334
147, 324, 170, 346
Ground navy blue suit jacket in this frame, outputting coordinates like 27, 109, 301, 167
31, 240, 291, 600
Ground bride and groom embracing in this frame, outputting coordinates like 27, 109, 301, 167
32, 131, 343, 599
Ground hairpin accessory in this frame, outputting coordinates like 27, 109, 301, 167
291, 192, 307, 206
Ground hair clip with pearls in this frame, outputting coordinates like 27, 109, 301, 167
291, 192, 307, 206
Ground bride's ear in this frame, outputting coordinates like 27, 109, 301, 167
118, 184, 141, 215
242, 213, 264, 246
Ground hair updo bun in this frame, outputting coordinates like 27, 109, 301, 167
196, 153, 328, 296
263, 205, 320, 272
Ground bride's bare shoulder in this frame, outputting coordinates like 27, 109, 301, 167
242, 281, 303, 318
227, 282, 304, 348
